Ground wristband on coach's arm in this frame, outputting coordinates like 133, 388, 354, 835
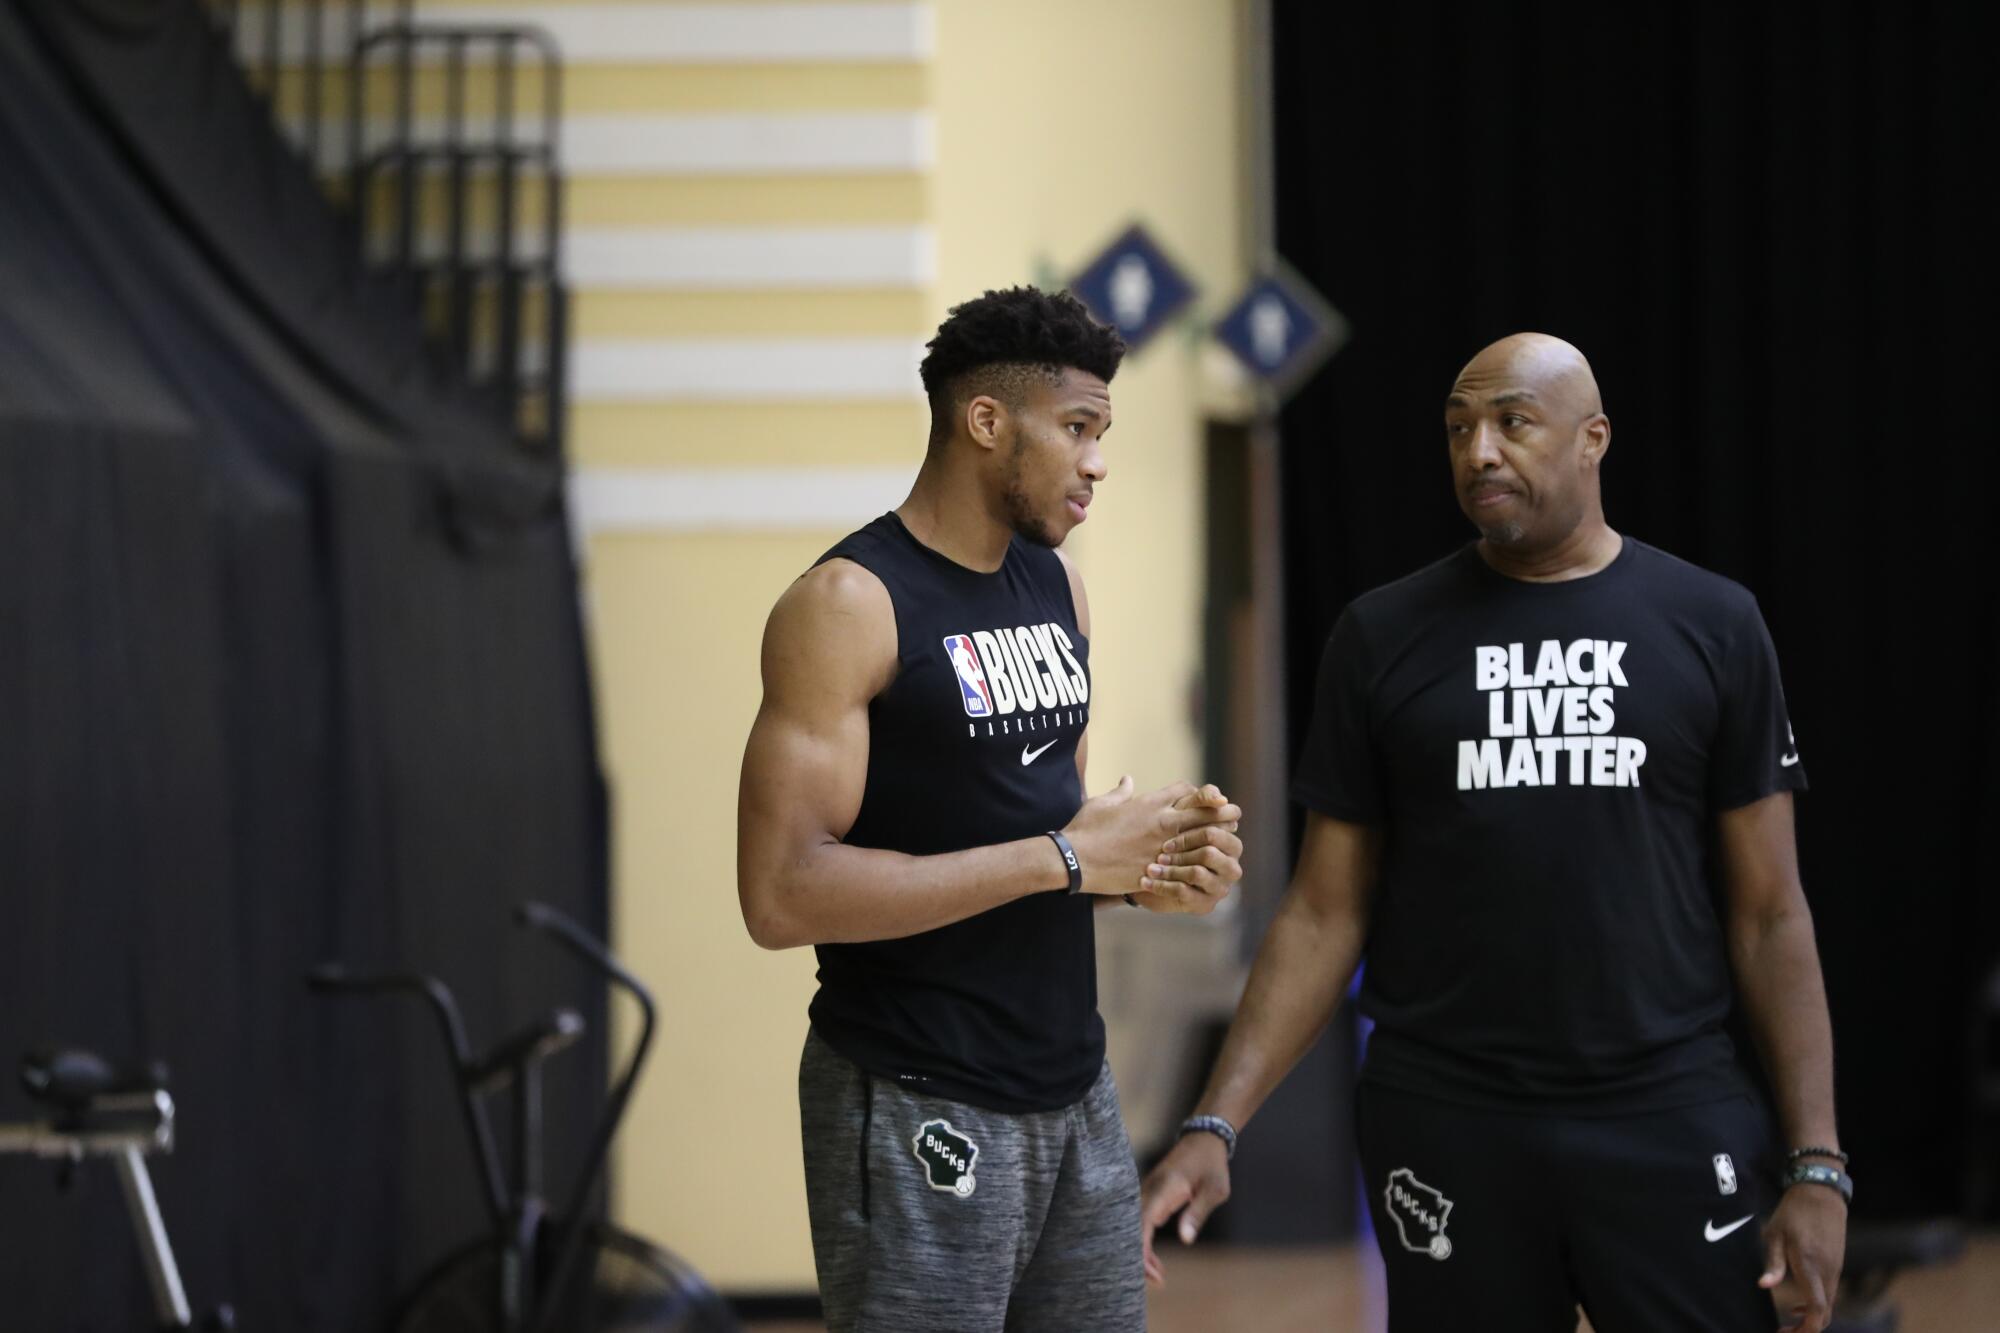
1780, 1161, 1853, 1204
1045, 830, 1083, 894
1180, 1114, 1238, 1161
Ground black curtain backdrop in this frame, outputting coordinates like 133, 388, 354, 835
0, 3, 607, 1327
1272, 2, 1996, 1219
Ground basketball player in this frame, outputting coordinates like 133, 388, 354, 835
738, 286, 1245, 1332
1142, 334, 1847, 1332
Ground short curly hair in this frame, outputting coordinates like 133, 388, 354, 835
919, 287, 1126, 447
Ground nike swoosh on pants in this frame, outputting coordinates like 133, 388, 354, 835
1705, 1215, 1754, 1242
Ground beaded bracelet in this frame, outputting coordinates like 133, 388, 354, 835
1787, 1146, 1849, 1165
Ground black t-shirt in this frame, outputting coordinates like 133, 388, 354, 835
1292, 537, 1807, 1112
806, 514, 1101, 1113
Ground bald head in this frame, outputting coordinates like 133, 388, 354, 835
1443, 333, 1613, 558
1448, 332, 1603, 424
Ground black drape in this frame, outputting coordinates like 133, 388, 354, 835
1273, 2, 1995, 1217
0, 3, 607, 1326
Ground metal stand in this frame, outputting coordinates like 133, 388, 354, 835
113, 1144, 194, 1327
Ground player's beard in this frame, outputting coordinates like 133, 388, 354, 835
1001, 429, 1062, 548
1478, 517, 1529, 546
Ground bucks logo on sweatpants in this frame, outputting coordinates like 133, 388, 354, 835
1385, 1167, 1454, 1259
913, 1119, 978, 1197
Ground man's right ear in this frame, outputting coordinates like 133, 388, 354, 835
965, 394, 1006, 452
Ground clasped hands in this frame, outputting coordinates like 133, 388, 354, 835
1062, 778, 1244, 914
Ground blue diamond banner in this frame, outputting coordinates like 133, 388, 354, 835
1214, 267, 1346, 400
1068, 223, 1198, 354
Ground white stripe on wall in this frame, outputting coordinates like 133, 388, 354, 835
569, 337, 926, 401
300, 112, 934, 174
235, 3, 934, 66
570, 466, 911, 533
565, 111, 933, 175
564, 226, 934, 288
390, 225, 934, 287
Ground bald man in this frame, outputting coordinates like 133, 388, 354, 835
1141, 335, 1848, 1332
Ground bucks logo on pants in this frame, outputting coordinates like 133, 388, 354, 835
913, 1120, 978, 1197
1385, 1167, 1454, 1259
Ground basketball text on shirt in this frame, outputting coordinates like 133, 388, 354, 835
1457, 639, 1649, 790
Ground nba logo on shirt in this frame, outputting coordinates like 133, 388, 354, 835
942, 634, 993, 717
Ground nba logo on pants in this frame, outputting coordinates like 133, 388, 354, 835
943, 635, 993, 717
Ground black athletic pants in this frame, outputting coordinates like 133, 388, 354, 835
1357, 1081, 1782, 1332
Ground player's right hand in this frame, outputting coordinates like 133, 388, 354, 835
1140, 1130, 1233, 1287
1062, 778, 1241, 898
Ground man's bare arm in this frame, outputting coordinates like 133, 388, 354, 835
1138, 813, 1379, 1279
736, 560, 1238, 949
1721, 793, 1837, 1155
1193, 812, 1380, 1127
1719, 791, 1844, 1331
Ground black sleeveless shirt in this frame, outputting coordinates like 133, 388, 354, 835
806, 512, 1101, 1112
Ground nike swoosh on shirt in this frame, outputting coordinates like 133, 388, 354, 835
1780, 752, 1800, 767
1705, 1215, 1755, 1242
1020, 739, 1060, 766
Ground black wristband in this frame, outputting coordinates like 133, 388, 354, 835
1046, 830, 1083, 895
1780, 1162, 1854, 1205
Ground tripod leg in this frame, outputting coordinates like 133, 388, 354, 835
113, 1146, 193, 1328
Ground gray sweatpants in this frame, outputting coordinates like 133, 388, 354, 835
798, 1029, 1147, 1333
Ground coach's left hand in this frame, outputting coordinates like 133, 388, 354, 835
1132, 785, 1243, 914
1759, 1185, 1846, 1333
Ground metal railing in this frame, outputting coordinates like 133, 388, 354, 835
206, 0, 567, 457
